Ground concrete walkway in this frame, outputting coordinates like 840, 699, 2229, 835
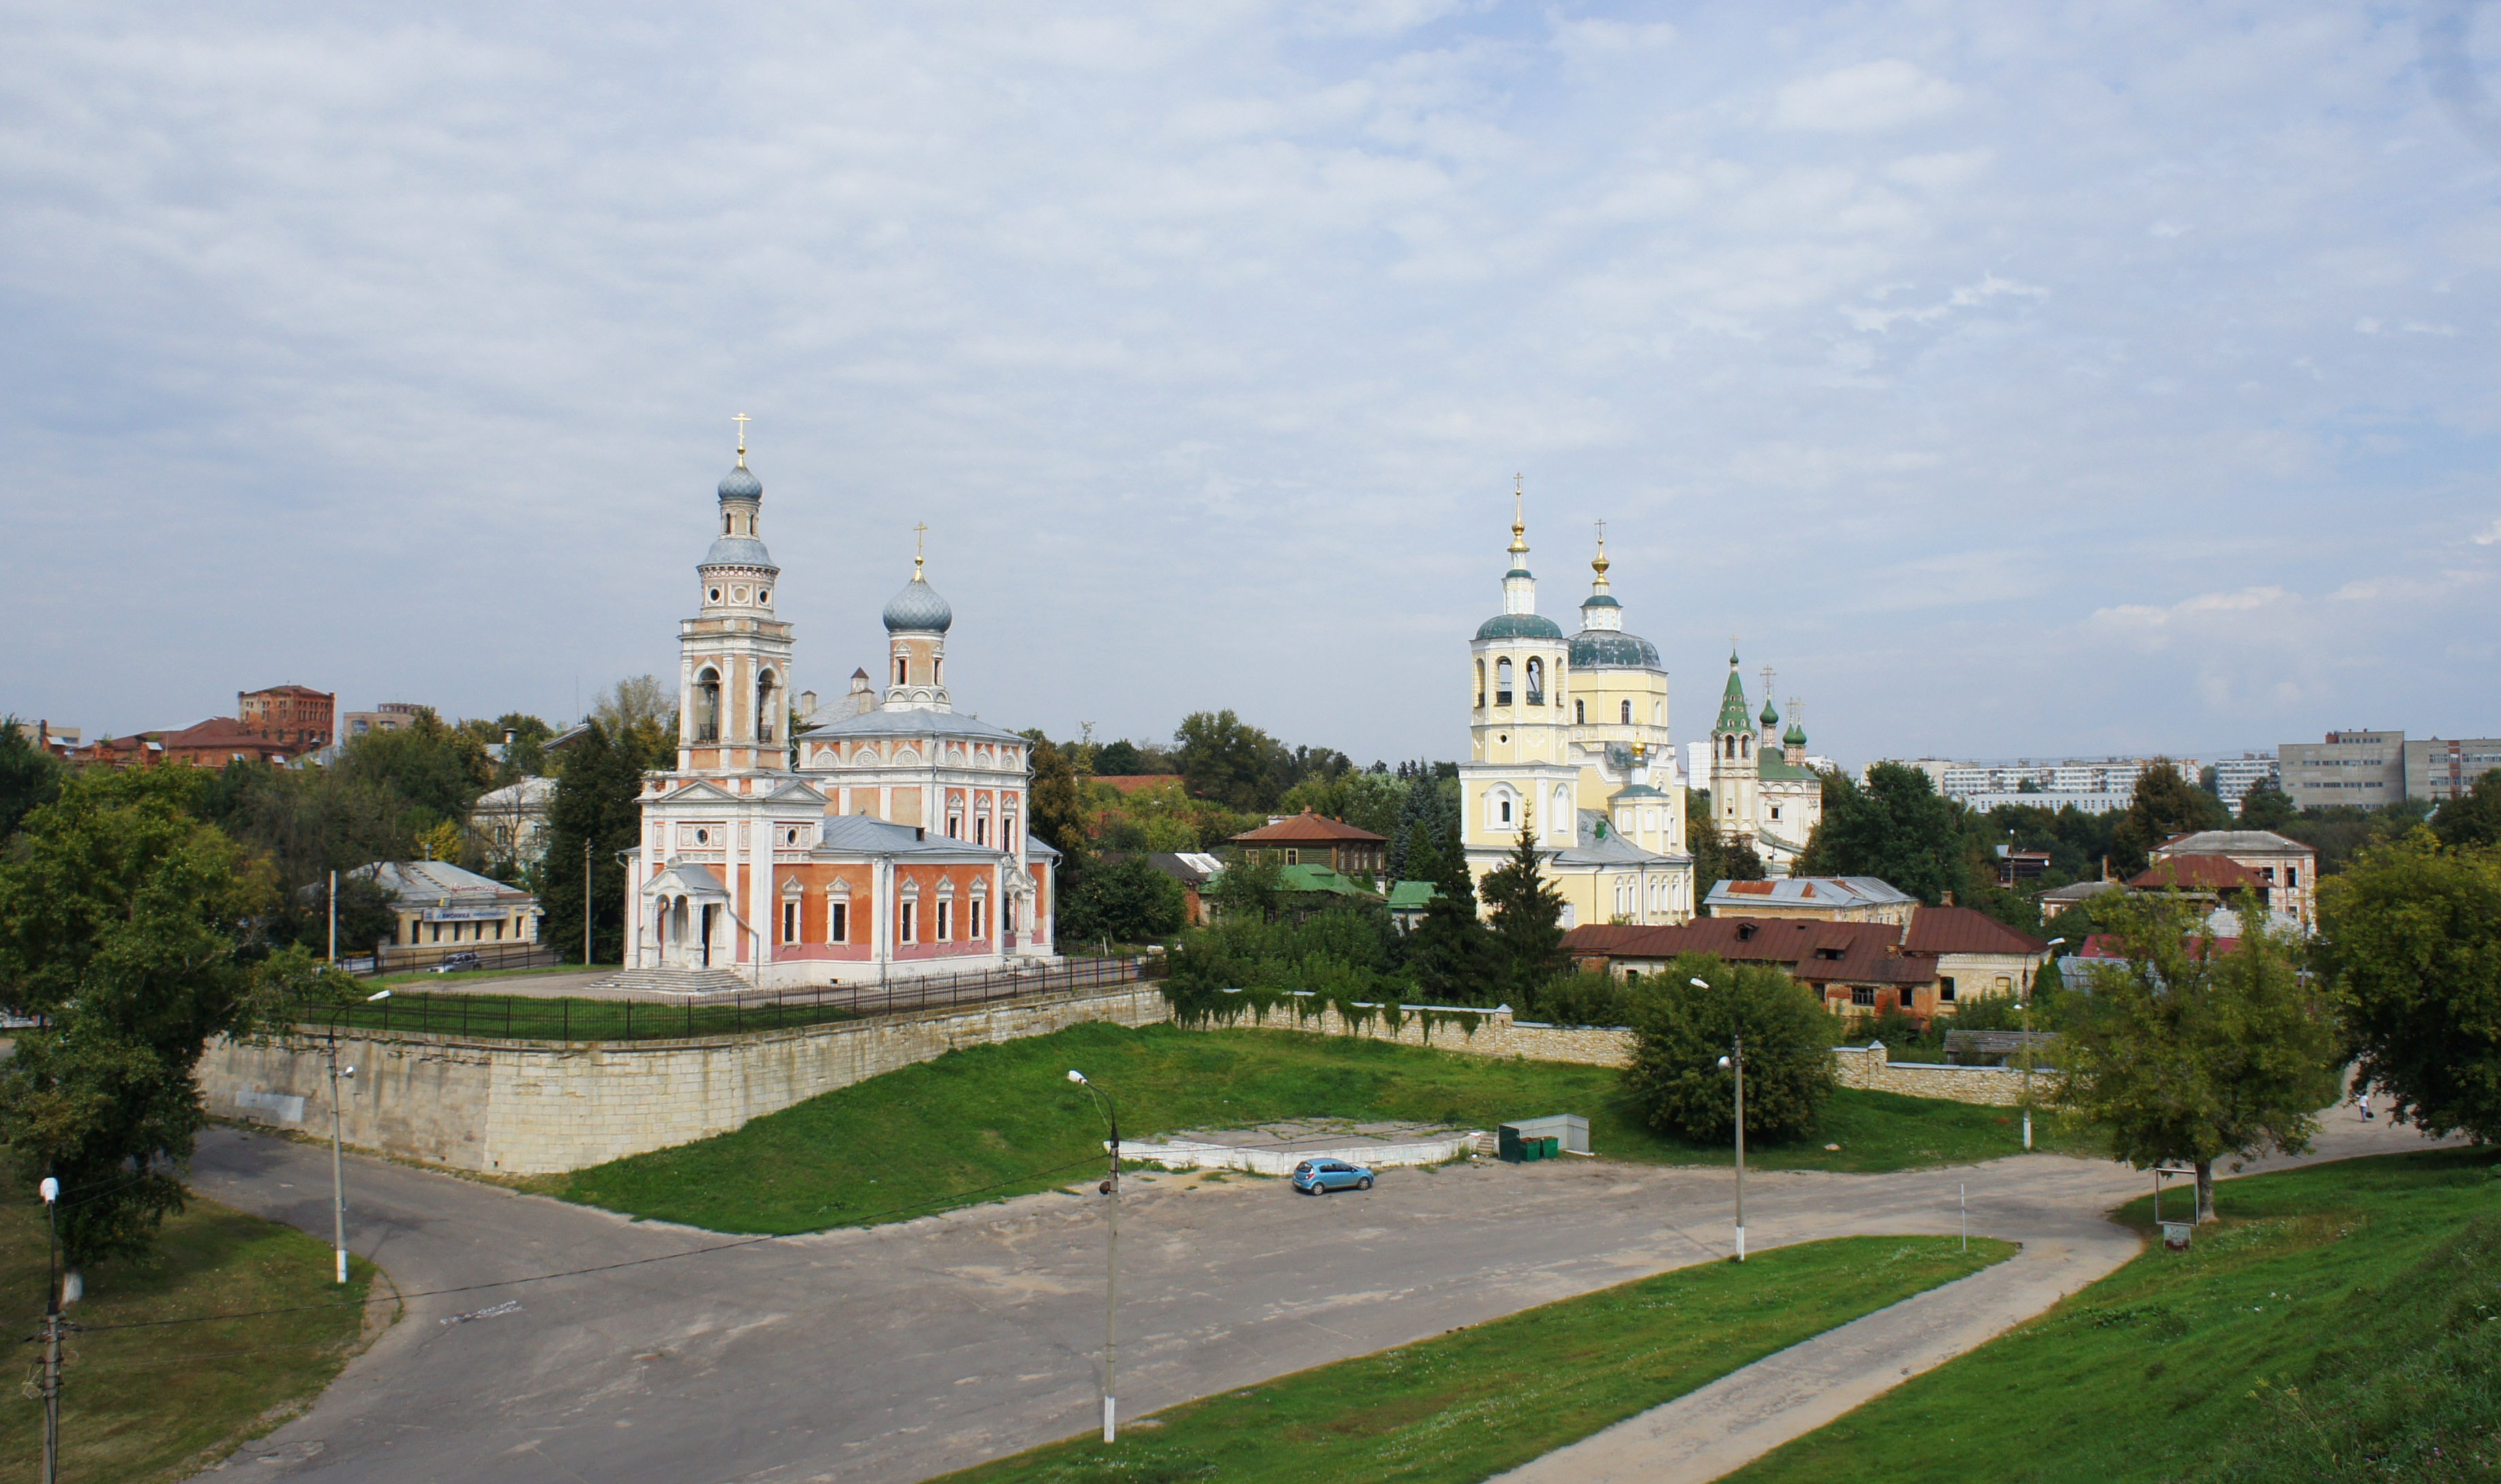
1497, 1100, 2447, 1484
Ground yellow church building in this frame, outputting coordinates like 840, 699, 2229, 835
1457, 500, 1697, 928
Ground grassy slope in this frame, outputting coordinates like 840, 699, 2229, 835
940, 1235, 2014, 1484
0, 1176, 382, 1484
1727, 1148, 2501, 1484
539, 1020, 2097, 1233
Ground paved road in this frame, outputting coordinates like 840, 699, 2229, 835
1498, 1100, 2451, 1484
188, 1106, 2450, 1483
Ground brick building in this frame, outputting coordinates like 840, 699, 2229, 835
237, 684, 335, 748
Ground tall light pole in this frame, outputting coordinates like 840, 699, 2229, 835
327, 868, 338, 964
2017, 938, 2065, 1153
38, 1175, 61, 1484
584, 838, 595, 967
327, 989, 391, 1284
1700, 975, 1746, 1262
1068, 1069, 1121, 1442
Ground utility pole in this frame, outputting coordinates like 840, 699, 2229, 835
327, 1025, 352, 1284
327, 868, 338, 963
584, 838, 594, 967
1703, 975, 1746, 1262
1068, 1070, 1121, 1442
38, 1175, 61, 1484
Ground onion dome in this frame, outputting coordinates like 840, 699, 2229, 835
1761, 697, 1781, 729
1570, 631, 1664, 667
883, 564, 953, 633
718, 462, 762, 500
1784, 720, 1808, 748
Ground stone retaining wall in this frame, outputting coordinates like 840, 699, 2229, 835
1195, 995, 1637, 1067
1833, 1042, 2054, 1106
199, 983, 1172, 1176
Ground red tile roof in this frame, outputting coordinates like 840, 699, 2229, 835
1564, 916, 1932, 985
1902, 905, 2051, 956
1231, 810, 1388, 845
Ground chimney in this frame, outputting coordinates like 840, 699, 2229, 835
800, 689, 818, 716
1941, 890, 1956, 907
503, 727, 516, 746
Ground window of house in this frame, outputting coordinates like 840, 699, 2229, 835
1900, 986, 1915, 1009
899, 901, 916, 943
1939, 975, 1957, 1002
1851, 986, 1875, 1007
1814, 946, 1842, 960
2286, 868, 2298, 887
828, 903, 848, 943
782, 901, 799, 943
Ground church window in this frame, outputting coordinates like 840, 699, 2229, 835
828, 903, 849, 943
1743, 735, 1752, 756
1475, 661, 1486, 708
708, 588, 722, 603
1525, 658, 1544, 706
1770, 805, 1781, 820
1574, 699, 1585, 723
759, 589, 770, 604
694, 828, 710, 845
781, 901, 799, 943
972, 896, 985, 939
695, 670, 721, 741
976, 815, 989, 845
1494, 793, 1513, 826
723, 515, 732, 535
895, 656, 910, 686
758, 670, 780, 742
947, 813, 961, 839
900, 901, 916, 943
1620, 700, 1632, 725
937, 900, 953, 941
934, 658, 942, 684
1495, 658, 1514, 706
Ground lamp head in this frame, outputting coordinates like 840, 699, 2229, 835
38, 1177, 58, 1205
1717, 1055, 1732, 1070
1067, 1070, 1088, 1085
1688, 977, 1710, 990
2046, 937, 2065, 948
368, 988, 392, 1002
342, 1066, 356, 1078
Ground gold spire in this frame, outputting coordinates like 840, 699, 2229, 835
732, 412, 751, 468
1509, 474, 1528, 555
1591, 519, 1611, 590
913, 521, 928, 580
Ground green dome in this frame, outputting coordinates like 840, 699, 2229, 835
1759, 698, 1780, 727
1783, 721, 1807, 746
1475, 612, 1565, 641
1569, 631, 1662, 668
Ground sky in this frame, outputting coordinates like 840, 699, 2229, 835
4, 1, 2498, 770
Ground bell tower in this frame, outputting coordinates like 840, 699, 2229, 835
679, 419, 797, 776
1709, 648, 1760, 836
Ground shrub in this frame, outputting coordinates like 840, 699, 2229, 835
1527, 970, 1638, 1027
1623, 955, 1839, 1144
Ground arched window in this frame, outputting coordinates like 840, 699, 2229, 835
1495, 658, 1514, 706
1742, 734, 1752, 757
1574, 699, 1585, 724
1491, 789, 1514, 828
758, 669, 780, 743
694, 669, 721, 742
934, 658, 942, 685
1475, 660, 1486, 708
1525, 658, 1544, 706
1553, 785, 1572, 835
1620, 699, 1632, 725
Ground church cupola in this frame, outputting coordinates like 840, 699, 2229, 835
881, 528, 954, 712
677, 417, 797, 776
699, 416, 779, 616
1578, 530, 1623, 632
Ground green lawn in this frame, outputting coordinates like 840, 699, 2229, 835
537, 1021, 2098, 1234
940, 1235, 2013, 1483
1726, 1148, 2501, 1484
294, 990, 857, 1042
0, 1172, 383, 1484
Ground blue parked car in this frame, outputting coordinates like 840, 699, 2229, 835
1291, 1158, 1375, 1195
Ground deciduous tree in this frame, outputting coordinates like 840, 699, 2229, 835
2317, 829, 2501, 1142
2431, 769, 2501, 850
1059, 855, 1187, 947
0, 716, 63, 839
1625, 956, 1838, 1143
2108, 759, 2228, 876
1795, 763, 1966, 904
2058, 893, 2341, 1221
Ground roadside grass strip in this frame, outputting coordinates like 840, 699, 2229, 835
935, 1235, 2013, 1484
540, 1023, 2097, 1233
1725, 1148, 2501, 1484
0, 1169, 382, 1484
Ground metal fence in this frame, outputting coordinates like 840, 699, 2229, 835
294, 954, 1166, 1045
366, 941, 562, 978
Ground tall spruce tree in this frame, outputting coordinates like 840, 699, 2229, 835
539, 721, 647, 965
1479, 804, 1570, 1008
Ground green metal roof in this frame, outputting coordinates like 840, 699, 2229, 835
1475, 612, 1566, 641
1714, 663, 1752, 733
1758, 755, 1819, 781
1609, 783, 1666, 800
1279, 864, 1383, 899
1385, 880, 1439, 910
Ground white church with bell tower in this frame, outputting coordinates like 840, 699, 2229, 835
1456, 489, 1696, 928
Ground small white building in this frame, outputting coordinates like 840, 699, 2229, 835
357, 860, 540, 965
470, 776, 557, 873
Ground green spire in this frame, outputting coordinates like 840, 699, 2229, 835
1715, 657, 1751, 735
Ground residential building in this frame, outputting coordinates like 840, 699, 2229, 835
237, 684, 335, 748
621, 435, 1058, 986
342, 703, 424, 740
1955, 790, 2128, 816
2037, 879, 2120, 920
2210, 753, 2280, 813
1563, 904, 2048, 1024
1701, 875, 1917, 925
1458, 504, 1697, 928
1993, 846, 2051, 885
470, 776, 558, 872
1386, 879, 1439, 932
2407, 737, 2501, 803
2279, 731, 2406, 811
1140, 851, 1224, 925
2147, 830, 2317, 930
1230, 811, 1387, 879
360, 860, 540, 965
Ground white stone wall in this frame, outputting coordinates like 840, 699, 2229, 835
201, 984, 1171, 1176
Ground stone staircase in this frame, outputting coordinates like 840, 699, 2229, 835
579, 967, 752, 998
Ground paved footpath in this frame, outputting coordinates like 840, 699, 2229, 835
188, 1104, 2443, 1483
1499, 1101, 2450, 1484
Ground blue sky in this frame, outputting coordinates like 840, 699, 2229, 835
3, 2, 2497, 768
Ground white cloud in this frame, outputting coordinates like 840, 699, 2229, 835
1772, 59, 1962, 132
2476, 518, 2501, 546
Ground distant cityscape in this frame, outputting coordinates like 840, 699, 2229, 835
1897, 729, 2499, 818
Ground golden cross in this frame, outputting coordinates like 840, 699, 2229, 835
914, 521, 928, 573
732, 412, 751, 453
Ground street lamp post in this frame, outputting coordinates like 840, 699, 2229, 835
2017, 938, 2066, 1154
1698, 976, 1746, 1262
38, 1175, 61, 1484
326, 989, 391, 1284
1068, 1069, 1122, 1442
